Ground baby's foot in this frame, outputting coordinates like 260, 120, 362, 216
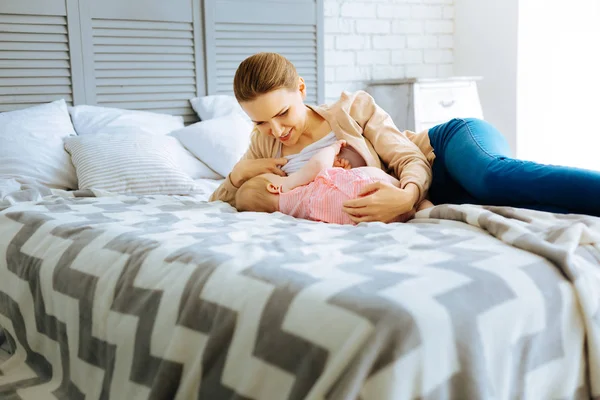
417, 199, 435, 211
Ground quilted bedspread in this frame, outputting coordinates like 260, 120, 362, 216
0, 186, 599, 399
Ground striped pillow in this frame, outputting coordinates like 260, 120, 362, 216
64, 133, 200, 195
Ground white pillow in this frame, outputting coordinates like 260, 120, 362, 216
68, 105, 220, 180
0, 99, 78, 190
170, 114, 254, 178
189, 95, 250, 121
168, 142, 221, 180
69, 105, 184, 136
64, 133, 201, 195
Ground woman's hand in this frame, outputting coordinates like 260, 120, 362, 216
342, 181, 418, 223
230, 158, 288, 188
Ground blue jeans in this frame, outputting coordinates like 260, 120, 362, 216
427, 118, 600, 216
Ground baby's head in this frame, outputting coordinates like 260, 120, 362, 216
235, 174, 280, 213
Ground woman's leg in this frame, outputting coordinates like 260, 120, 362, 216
427, 118, 600, 216
427, 119, 482, 206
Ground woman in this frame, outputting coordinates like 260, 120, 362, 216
210, 52, 600, 221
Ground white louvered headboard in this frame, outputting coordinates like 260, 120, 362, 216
91, 19, 199, 122
0, 0, 325, 121
0, 11, 73, 112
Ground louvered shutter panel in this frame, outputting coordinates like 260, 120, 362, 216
82, 0, 205, 123
204, 0, 324, 105
0, 0, 80, 112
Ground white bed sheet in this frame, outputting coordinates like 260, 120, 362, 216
0, 176, 225, 210
190, 178, 225, 201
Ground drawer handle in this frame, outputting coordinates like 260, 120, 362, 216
439, 100, 455, 108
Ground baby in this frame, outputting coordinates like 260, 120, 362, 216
235, 140, 434, 225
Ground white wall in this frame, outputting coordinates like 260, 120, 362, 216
454, 0, 519, 154
322, 0, 600, 170
518, 0, 600, 170
323, 0, 455, 103
454, 0, 600, 167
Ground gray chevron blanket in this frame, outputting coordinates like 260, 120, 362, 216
0, 187, 598, 399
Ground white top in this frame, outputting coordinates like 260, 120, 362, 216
277, 132, 337, 175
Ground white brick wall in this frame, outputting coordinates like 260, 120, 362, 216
323, 0, 454, 103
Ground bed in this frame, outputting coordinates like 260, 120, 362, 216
1, 178, 600, 399
1, 0, 600, 399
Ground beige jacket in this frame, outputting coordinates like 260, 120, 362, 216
209, 90, 436, 206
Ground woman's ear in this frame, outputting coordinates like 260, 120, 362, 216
266, 183, 280, 194
298, 77, 306, 99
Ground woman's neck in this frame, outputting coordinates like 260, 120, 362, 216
281, 107, 330, 156
300, 107, 329, 144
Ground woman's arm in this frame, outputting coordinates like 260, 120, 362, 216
350, 91, 432, 206
209, 143, 259, 205
281, 140, 345, 192
209, 131, 287, 206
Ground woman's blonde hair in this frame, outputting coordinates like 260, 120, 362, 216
233, 52, 299, 102
235, 175, 278, 213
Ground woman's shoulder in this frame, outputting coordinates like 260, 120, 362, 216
318, 90, 374, 109
315, 90, 376, 121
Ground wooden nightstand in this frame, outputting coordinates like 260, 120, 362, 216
366, 77, 484, 133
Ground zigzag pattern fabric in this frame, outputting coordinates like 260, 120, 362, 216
0, 192, 598, 399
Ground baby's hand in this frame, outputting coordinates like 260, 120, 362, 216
330, 140, 347, 155
334, 157, 352, 169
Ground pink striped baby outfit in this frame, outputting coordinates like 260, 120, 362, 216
279, 168, 377, 225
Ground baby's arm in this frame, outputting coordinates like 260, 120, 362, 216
281, 140, 346, 192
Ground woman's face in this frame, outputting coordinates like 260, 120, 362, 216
240, 79, 308, 147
